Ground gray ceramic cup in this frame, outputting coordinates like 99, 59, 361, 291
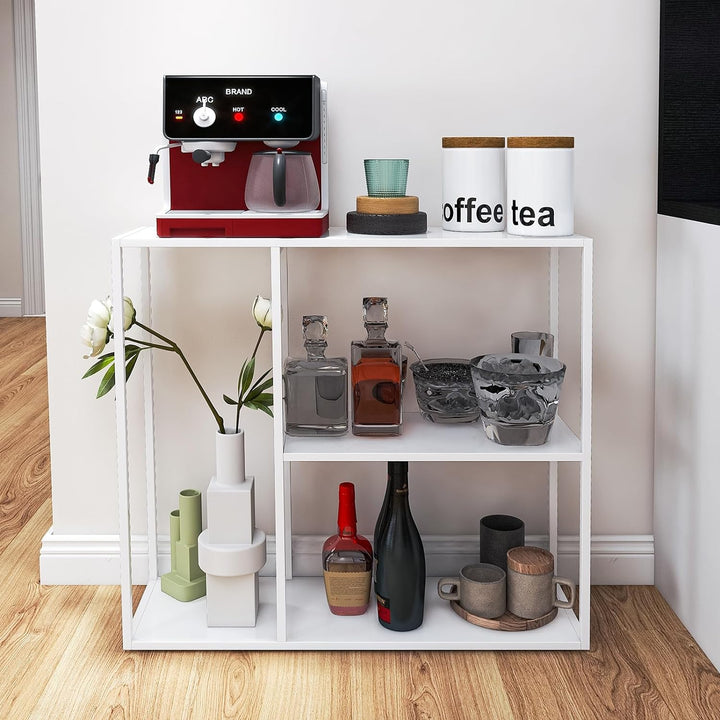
506, 546, 575, 619
480, 514, 525, 572
437, 563, 506, 619
511, 331, 554, 357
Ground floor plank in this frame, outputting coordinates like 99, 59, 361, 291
592, 586, 720, 718
0, 318, 48, 388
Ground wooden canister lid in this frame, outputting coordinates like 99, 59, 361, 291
507, 137, 574, 149
442, 137, 506, 148
356, 196, 419, 215
506, 546, 554, 575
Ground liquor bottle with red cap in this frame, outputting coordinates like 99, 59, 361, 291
322, 482, 373, 615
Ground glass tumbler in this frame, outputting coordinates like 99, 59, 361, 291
364, 159, 409, 197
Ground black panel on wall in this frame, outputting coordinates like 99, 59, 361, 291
659, 0, 720, 225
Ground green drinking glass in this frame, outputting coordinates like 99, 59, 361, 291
364, 159, 409, 197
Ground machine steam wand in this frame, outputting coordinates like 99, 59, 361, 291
147, 140, 239, 183
147, 144, 179, 184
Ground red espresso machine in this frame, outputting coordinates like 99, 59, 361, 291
149, 75, 328, 237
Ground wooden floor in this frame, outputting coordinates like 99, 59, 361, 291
2, 317, 720, 719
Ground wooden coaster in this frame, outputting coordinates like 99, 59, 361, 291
356, 196, 419, 215
346, 211, 427, 235
450, 600, 558, 631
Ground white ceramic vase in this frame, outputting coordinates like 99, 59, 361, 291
215, 427, 246, 485
198, 427, 266, 627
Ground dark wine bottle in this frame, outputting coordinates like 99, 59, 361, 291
373, 463, 395, 559
374, 461, 425, 631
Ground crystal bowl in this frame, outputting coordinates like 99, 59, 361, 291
410, 358, 480, 424
469, 353, 566, 445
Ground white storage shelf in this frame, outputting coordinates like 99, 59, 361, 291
284, 413, 582, 462
112, 227, 592, 651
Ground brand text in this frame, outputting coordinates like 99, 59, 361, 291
510, 200, 555, 227
443, 197, 504, 224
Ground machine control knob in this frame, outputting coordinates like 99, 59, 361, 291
193, 105, 216, 128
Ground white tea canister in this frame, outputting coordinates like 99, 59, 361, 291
506, 137, 574, 236
442, 137, 506, 232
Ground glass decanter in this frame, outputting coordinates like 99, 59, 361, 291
284, 315, 348, 436
350, 297, 403, 436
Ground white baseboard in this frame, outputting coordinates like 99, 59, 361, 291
0, 298, 22, 317
40, 529, 654, 586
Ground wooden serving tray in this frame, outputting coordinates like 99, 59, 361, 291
450, 600, 558, 631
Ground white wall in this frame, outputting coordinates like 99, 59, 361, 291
0, 0, 23, 311
36, 1, 660, 577
655, 214, 720, 669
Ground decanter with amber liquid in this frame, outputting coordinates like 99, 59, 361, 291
350, 297, 403, 436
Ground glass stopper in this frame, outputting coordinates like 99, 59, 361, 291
362, 297, 389, 326
303, 315, 328, 345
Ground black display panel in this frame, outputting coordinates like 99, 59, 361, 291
164, 75, 320, 142
659, 2, 720, 225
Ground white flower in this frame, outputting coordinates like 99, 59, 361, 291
108, 296, 136, 333
87, 298, 111, 329
252, 295, 272, 331
81, 322, 109, 358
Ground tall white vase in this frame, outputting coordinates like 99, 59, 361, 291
215, 427, 246, 486
198, 428, 266, 627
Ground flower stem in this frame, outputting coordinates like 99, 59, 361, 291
124, 336, 174, 351
250, 328, 266, 362
134, 320, 176, 348
135, 320, 225, 433
235, 398, 241, 435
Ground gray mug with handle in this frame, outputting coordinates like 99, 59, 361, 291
437, 563, 506, 619
506, 546, 575, 619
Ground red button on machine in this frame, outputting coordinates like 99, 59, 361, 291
233, 112, 245, 122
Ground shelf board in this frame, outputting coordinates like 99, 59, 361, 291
283, 413, 583, 462
128, 577, 581, 650
116, 226, 591, 249
285, 577, 581, 650
130, 577, 277, 650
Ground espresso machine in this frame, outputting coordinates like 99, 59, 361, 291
149, 75, 328, 237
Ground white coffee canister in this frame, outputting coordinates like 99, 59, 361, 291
442, 137, 506, 232
506, 136, 574, 236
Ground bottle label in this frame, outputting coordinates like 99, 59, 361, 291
376, 594, 391, 623
323, 569, 371, 608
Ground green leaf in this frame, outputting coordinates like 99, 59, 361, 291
223, 394, 239, 405
240, 356, 256, 397
96, 362, 116, 398
83, 344, 142, 380
248, 367, 272, 393
245, 378, 273, 402
93, 346, 143, 398
82, 352, 115, 379
125, 352, 140, 383
251, 392, 273, 406
237, 359, 247, 395
255, 403, 274, 418
243, 400, 258, 411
